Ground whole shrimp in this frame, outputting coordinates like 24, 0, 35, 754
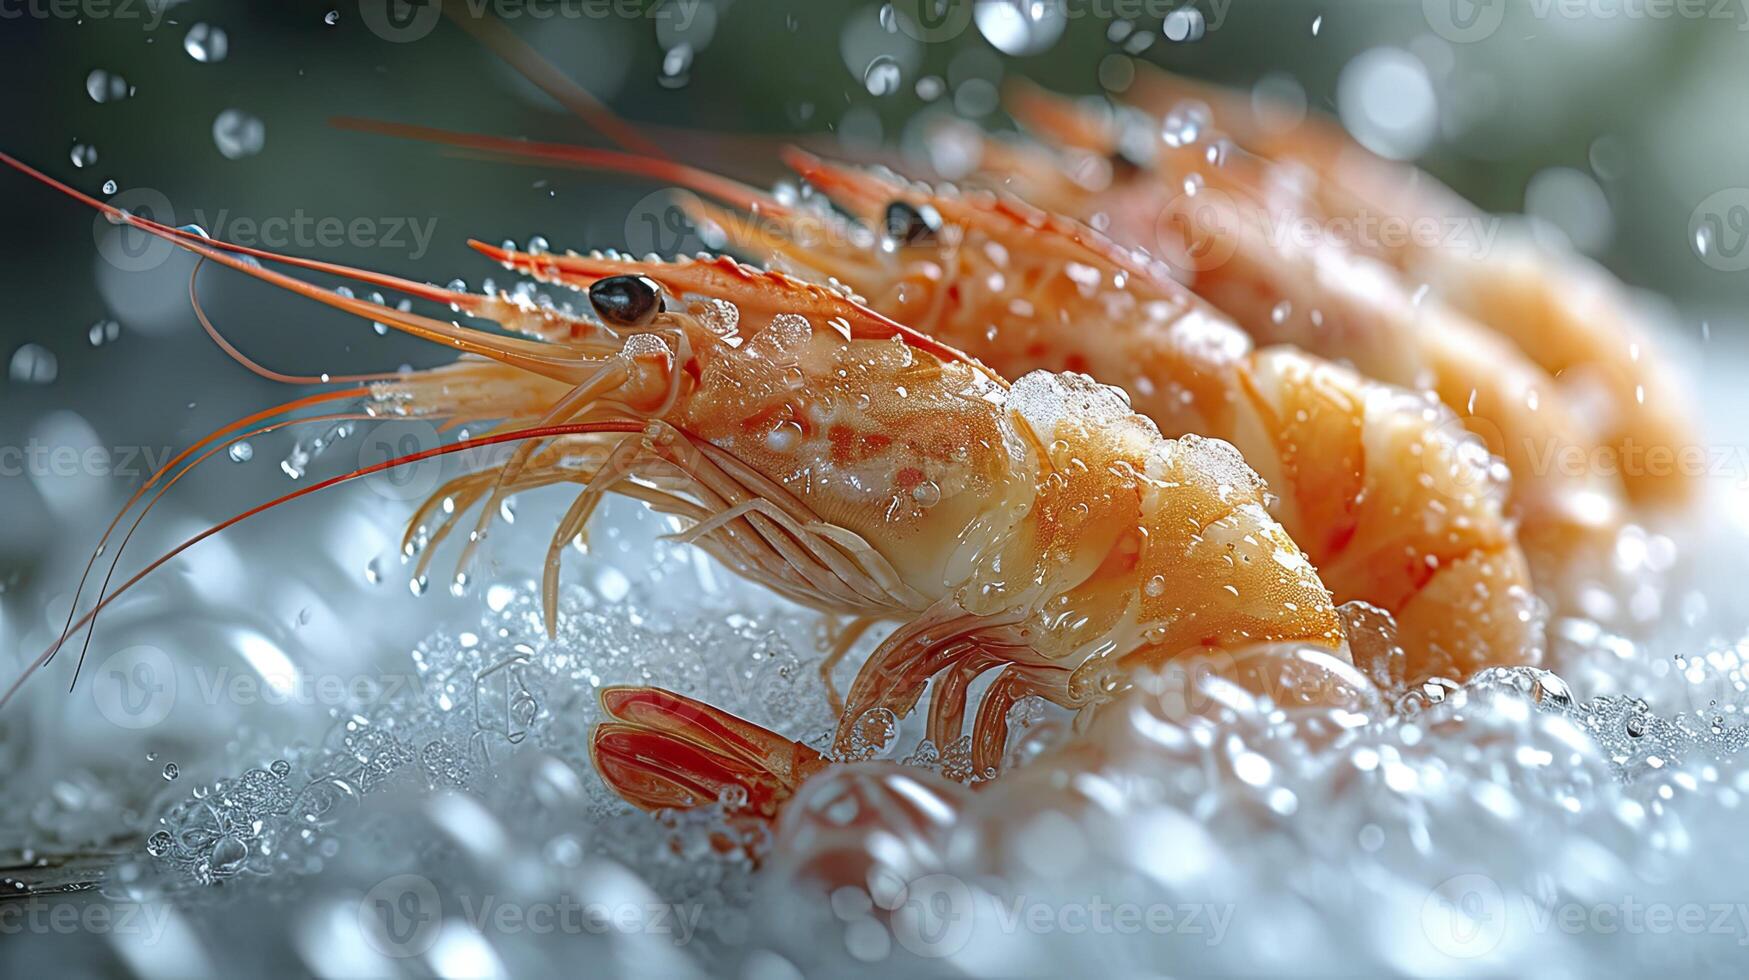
0, 154, 1340, 772
958, 83, 1629, 570
369, 121, 1543, 684
1122, 67, 1697, 507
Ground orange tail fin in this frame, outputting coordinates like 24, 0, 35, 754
590, 686, 828, 824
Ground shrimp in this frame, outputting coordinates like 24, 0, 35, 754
0, 154, 1340, 770
1123, 67, 1698, 506
966, 83, 1629, 570
410, 124, 1542, 684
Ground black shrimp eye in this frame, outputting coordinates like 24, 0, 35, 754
883, 200, 943, 246
588, 274, 664, 326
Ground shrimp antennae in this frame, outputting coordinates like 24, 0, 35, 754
42, 389, 369, 676
68, 408, 382, 690
188, 259, 405, 386
0, 420, 648, 712
0, 152, 589, 384
329, 116, 784, 218
438, 0, 671, 161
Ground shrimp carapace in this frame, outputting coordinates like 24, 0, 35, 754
978, 82, 1629, 570
1118, 67, 1700, 508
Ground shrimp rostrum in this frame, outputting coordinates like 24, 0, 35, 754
2, 154, 1339, 770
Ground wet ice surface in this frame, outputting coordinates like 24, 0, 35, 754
1, 496, 1747, 978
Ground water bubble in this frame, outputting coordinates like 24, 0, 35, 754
9, 344, 57, 384
162, 764, 179, 781
1337, 48, 1436, 161
1162, 8, 1206, 42
70, 143, 98, 169
85, 69, 130, 104
659, 44, 693, 87
1525, 166, 1613, 255
228, 441, 254, 463
184, 23, 229, 63
87, 319, 121, 347
102, 179, 118, 195
213, 109, 267, 160
863, 56, 902, 97
974, 0, 1067, 56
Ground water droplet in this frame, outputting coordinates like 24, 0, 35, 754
162, 763, 179, 781
70, 143, 98, 169
911, 480, 942, 507
863, 56, 902, 97
9, 344, 57, 384
87, 319, 120, 347
85, 69, 130, 104
102, 179, 118, 195
1163, 8, 1206, 42
974, 0, 1067, 56
659, 43, 693, 87
213, 109, 266, 160
227, 441, 254, 463
1337, 48, 1435, 161
324, 9, 339, 26
184, 23, 229, 63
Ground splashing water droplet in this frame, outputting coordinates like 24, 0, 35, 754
87, 319, 120, 347
863, 56, 902, 96
9, 344, 57, 384
974, 0, 1067, 56
1163, 8, 1206, 42
184, 23, 229, 63
213, 109, 266, 160
85, 69, 130, 104
660, 44, 693, 87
